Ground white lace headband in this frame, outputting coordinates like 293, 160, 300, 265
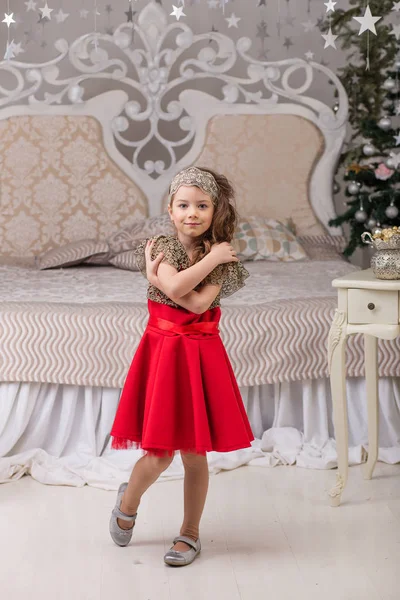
168, 167, 219, 205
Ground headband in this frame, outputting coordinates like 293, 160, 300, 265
168, 167, 219, 205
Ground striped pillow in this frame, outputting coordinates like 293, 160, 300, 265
298, 235, 347, 260
36, 239, 110, 270
109, 250, 139, 271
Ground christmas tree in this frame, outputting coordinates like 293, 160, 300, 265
327, 0, 400, 256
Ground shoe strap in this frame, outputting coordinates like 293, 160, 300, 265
112, 505, 137, 521
172, 535, 198, 550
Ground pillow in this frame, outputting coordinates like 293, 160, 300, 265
109, 250, 140, 271
297, 235, 348, 261
234, 216, 308, 262
35, 239, 110, 270
232, 217, 258, 260
107, 212, 175, 254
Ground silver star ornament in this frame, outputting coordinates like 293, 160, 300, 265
353, 6, 382, 36
322, 27, 338, 49
170, 5, 186, 20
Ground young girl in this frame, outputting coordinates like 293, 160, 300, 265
109, 166, 254, 566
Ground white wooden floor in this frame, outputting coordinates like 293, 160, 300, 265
1, 461, 399, 600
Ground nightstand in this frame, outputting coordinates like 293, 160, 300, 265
328, 268, 400, 507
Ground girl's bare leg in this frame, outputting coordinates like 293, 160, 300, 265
172, 451, 209, 552
118, 452, 174, 529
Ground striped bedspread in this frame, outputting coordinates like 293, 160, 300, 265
0, 260, 399, 387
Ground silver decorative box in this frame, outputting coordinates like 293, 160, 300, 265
361, 231, 400, 280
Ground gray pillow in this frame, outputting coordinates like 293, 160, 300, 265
109, 250, 140, 271
35, 239, 110, 270
107, 213, 174, 254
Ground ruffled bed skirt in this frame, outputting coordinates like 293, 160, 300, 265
0, 377, 399, 489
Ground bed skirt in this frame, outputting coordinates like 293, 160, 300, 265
0, 377, 399, 489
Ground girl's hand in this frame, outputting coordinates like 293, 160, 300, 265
209, 241, 238, 264
145, 239, 165, 289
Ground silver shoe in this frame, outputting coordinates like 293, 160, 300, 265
164, 535, 201, 567
109, 482, 137, 547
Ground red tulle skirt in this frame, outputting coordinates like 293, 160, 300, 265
110, 299, 254, 457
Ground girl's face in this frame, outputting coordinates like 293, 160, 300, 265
168, 185, 214, 242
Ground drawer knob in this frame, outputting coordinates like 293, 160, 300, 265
367, 302, 375, 310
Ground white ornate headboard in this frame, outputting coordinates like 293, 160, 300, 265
0, 1, 348, 257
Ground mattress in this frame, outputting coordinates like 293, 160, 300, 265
0, 259, 399, 387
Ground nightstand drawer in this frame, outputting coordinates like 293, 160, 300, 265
347, 289, 399, 324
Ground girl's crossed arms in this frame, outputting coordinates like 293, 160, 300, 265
144, 239, 238, 314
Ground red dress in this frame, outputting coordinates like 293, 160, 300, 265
110, 234, 254, 457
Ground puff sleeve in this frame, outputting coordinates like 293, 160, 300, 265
133, 235, 188, 280
202, 260, 250, 298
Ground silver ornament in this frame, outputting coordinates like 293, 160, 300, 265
385, 205, 399, 219
378, 116, 392, 131
372, 226, 382, 236
355, 210, 368, 222
385, 157, 396, 169
348, 181, 361, 195
363, 143, 376, 156
383, 78, 396, 91
367, 218, 377, 229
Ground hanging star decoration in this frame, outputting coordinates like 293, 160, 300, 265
302, 20, 315, 33
4, 39, 16, 60
256, 20, 268, 40
55, 8, 69, 23
283, 37, 293, 50
305, 50, 314, 60
353, 5, 382, 36
39, 3, 53, 20
322, 27, 339, 49
390, 23, 400, 41
170, 5, 186, 20
226, 13, 240, 28
324, 0, 337, 13
25, 1, 37, 11
125, 4, 136, 22
388, 151, 400, 169
2, 13, 16, 27
392, 1, 400, 12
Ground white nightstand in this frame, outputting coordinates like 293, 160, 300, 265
328, 268, 400, 507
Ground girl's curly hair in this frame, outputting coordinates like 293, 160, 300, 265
168, 166, 239, 266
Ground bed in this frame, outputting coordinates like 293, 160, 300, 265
1, 2, 399, 489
